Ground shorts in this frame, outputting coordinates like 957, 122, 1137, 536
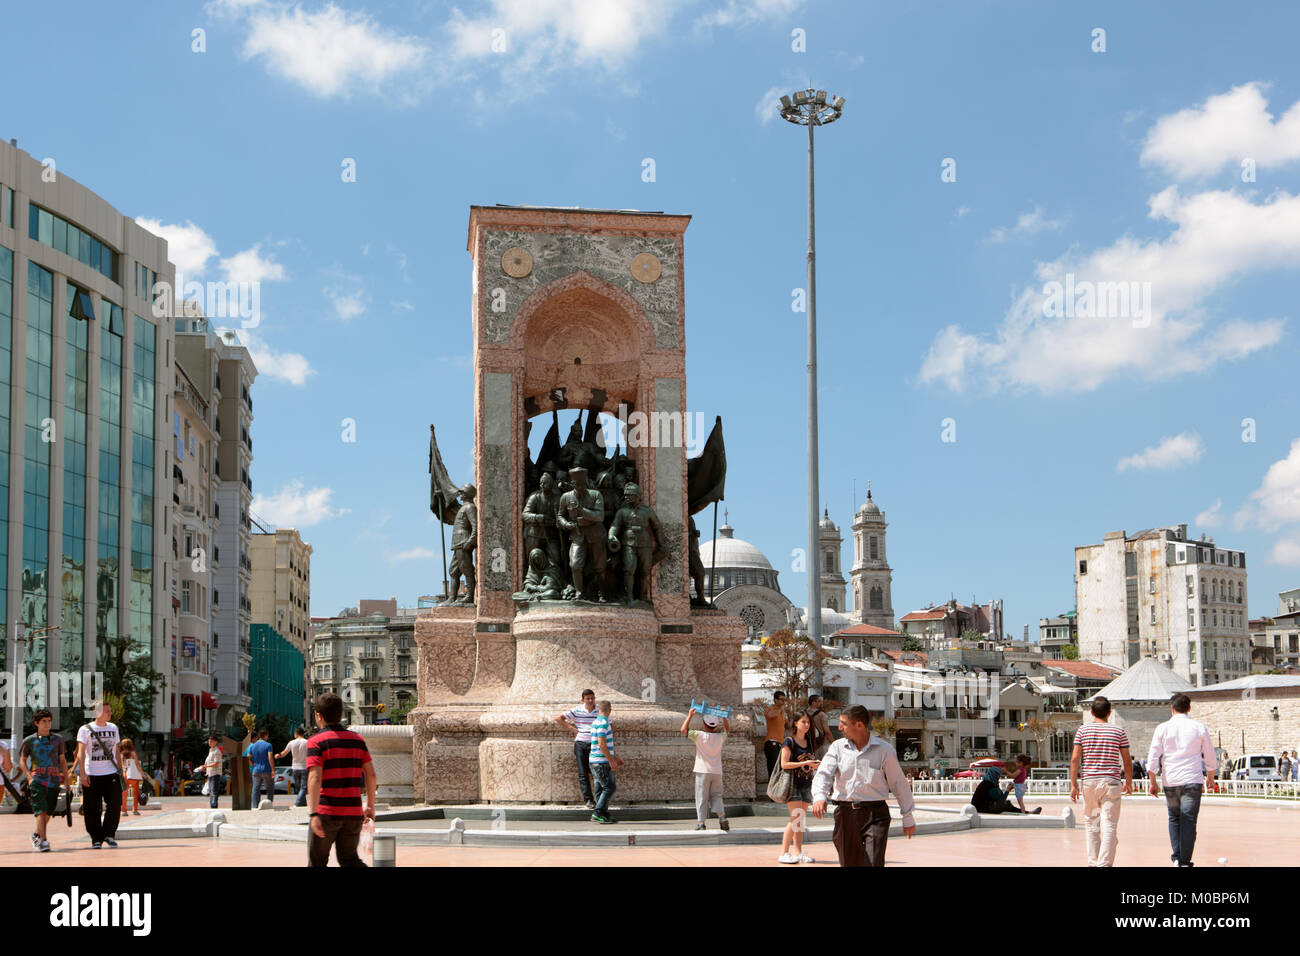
569, 534, 606, 571
790, 780, 814, 804
29, 782, 59, 816
1013, 782, 1026, 800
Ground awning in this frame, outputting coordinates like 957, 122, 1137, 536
201, 691, 219, 710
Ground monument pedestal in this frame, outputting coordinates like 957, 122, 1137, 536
412, 603, 752, 803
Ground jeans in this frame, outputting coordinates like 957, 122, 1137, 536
208, 775, 220, 808
293, 769, 308, 806
591, 762, 615, 815
1164, 783, 1203, 866
1080, 777, 1123, 867
574, 742, 593, 803
83, 774, 122, 843
764, 740, 782, 779
307, 815, 366, 867
252, 771, 275, 806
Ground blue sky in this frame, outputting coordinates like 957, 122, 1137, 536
4, 0, 1299, 633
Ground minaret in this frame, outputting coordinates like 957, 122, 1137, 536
851, 482, 894, 629
818, 508, 845, 613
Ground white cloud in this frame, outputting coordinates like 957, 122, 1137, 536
325, 286, 368, 320
135, 218, 218, 277
389, 546, 435, 563
1234, 438, 1300, 530
251, 479, 347, 527
241, 329, 315, 386
220, 243, 287, 284
755, 84, 784, 125
919, 185, 1294, 393
1141, 82, 1300, 179
697, 0, 803, 29
238, 2, 427, 99
954, 205, 972, 219
1116, 433, 1204, 473
1195, 498, 1223, 528
1271, 535, 1300, 566
986, 205, 1065, 243
392, 300, 415, 312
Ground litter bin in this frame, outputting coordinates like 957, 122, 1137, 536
372, 833, 396, 867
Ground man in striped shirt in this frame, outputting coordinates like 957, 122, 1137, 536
587, 700, 623, 823
553, 689, 599, 809
306, 692, 377, 867
1069, 696, 1132, 867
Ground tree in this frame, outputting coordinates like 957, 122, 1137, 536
901, 635, 924, 652
749, 628, 831, 706
175, 721, 210, 765
260, 713, 296, 754
1022, 715, 1059, 765
959, 628, 983, 643
391, 695, 417, 725
1063, 644, 1079, 660
100, 633, 167, 742
872, 716, 898, 741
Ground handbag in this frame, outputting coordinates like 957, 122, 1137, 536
766, 739, 794, 803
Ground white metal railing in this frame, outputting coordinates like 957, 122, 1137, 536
907, 778, 1300, 799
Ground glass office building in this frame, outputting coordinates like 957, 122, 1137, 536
0, 141, 173, 749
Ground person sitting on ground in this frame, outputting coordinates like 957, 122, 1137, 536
971, 767, 1041, 814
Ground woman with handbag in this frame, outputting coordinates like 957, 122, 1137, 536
778, 710, 820, 864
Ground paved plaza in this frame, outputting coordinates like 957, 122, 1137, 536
2, 796, 1291, 867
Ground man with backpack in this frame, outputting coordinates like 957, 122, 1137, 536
73, 700, 123, 849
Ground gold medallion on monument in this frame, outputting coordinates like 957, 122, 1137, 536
502, 247, 533, 278
630, 252, 661, 283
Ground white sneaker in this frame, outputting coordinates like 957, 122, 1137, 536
778, 852, 799, 864
798, 853, 815, 863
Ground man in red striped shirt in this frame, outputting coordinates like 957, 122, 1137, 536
1069, 695, 1133, 867
306, 692, 377, 867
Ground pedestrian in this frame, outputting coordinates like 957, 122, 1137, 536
971, 768, 1041, 814
553, 689, 599, 809
763, 691, 787, 779
244, 728, 275, 807
807, 694, 834, 758
119, 739, 144, 816
202, 733, 224, 809
1292, 751, 1299, 782
810, 705, 917, 867
73, 700, 123, 849
306, 692, 377, 867
1146, 692, 1218, 868
1068, 696, 1133, 867
277, 727, 309, 807
18, 708, 67, 852
778, 709, 820, 864
1007, 753, 1033, 812
587, 700, 623, 824
680, 707, 730, 832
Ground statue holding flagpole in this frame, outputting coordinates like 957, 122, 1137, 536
429, 425, 476, 604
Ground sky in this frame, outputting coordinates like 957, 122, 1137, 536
3, 0, 1299, 634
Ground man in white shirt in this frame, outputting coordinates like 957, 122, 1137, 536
74, 700, 123, 849
810, 705, 916, 867
277, 727, 310, 807
1146, 692, 1218, 867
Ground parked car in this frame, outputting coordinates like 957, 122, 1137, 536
273, 767, 296, 794
1229, 754, 1281, 781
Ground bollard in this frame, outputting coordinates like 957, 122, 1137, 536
372, 833, 396, 867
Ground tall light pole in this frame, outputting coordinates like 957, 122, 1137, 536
780, 88, 845, 648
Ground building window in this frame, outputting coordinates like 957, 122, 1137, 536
1078, 560, 1087, 575
28, 203, 119, 281
870, 586, 883, 610
869, 537, 878, 560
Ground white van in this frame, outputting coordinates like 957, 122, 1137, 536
1230, 754, 1280, 781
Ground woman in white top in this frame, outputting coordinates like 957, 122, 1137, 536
119, 738, 145, 815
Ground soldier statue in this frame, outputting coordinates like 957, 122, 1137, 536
448, 484, 477, 604
688, 515, 709, 606
607, 482, 665, 605
556, 467, 606, 602
522, 471, 563, 576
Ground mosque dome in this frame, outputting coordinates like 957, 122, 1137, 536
699, 521, 774, 571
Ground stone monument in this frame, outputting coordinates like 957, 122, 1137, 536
413, 206, 751, 803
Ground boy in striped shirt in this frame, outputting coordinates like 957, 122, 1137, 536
1069, 695, 1132, 867
588, 700, 623, 823
306, 691, 376, 867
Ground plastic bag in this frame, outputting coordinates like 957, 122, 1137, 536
201, 778, 211, 796
359, 818, 375, 865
